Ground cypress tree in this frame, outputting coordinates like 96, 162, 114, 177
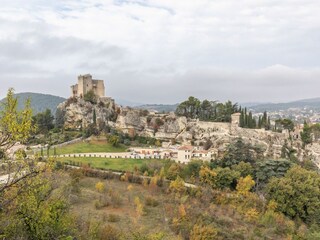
248, 112, 253, 128
267, 117, 271, 130
258, 116, 262, 128
93, 109, 97, 125
244, 108, 248, 127
240, 110, 244, 127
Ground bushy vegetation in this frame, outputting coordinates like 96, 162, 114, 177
175, 96, 239, 122
83, 90, 97, 104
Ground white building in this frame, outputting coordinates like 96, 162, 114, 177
177, 145, 194, 163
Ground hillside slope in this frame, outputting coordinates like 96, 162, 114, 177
247, 97, 320, 112
0, 92, 66, 115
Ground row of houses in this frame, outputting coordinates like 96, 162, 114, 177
130, 145, 216, 163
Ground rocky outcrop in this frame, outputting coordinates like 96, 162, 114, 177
57, 97, 117, 130
58, 97, 312, 161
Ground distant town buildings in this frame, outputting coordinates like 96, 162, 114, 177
71, 74, 105, 98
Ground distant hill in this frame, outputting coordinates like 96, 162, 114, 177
248, 97, 320, 112
0, 92, 66, 115
136, 104, 179, 113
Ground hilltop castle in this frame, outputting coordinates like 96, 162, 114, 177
71, 74, 105, 98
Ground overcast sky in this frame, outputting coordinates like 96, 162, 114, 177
1, 0, 320, 104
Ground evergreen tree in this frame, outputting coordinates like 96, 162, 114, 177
93, 108, 97, 125
267, 116, 271, 130
244, 108, 248, 127
258, 116, 262, 129
301, 121, 312, 148
248, 112, 253, 128
239, 110, 244, 127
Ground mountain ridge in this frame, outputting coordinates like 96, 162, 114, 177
0, 92, 66, 115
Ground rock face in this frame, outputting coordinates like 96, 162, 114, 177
58, 97, 320, 163
57, 97, 117, 130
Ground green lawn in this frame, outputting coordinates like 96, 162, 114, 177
59, 157, 163, 172
54, 140, 127, 155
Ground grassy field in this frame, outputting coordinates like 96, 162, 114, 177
54, 140, 127, 155
59, 157, 164, 172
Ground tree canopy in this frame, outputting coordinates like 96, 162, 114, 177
32, 109, 54, 133
266, 166, 320, 224
0, 88, 34, 151
175, 96, 239, 122
275, 118, 295, 132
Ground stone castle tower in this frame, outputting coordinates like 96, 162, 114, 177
71, 74, 105, 98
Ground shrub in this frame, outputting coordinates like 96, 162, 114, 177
259, 210, 295, 235
107, 214, 120, 223
236, 175, 255, 195
98, 225, 121, 240
190, 224, 218, 240
169, 176, 186, 194
145, 196, 159, 207
94, 197, 109, 210
134, 196, 146, 217
166, 163, 181, 180
110, 191, 122, 208
84, 90, 97, 104
95, 181, 106, 193
199, 166, 240, 190
65, 97, 77, 107
244, 208, 259, 222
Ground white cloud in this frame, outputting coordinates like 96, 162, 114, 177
0, 0, 320, 103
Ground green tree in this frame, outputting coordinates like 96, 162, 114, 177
32, 109, 54, 133
181, 160, 203, 179
175, 96, 239, 122
0, 89, 37, 197
219, 138, 258, 167
54, 108, 65, 129
275, 118, 294, 132
199, 166, 240, 190
255, 159, 292, 185
166, 163, 181, 180
108, 135, 119, 147
231, 161, 254, 177
93, 108, 97, 125
0, 88, 34, 151
301, 121, 312, 147
266, 166, 320, 224
0, 169, 75, 239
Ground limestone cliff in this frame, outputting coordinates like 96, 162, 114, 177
57, 97, 117, 130
57, 97, 320, 163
